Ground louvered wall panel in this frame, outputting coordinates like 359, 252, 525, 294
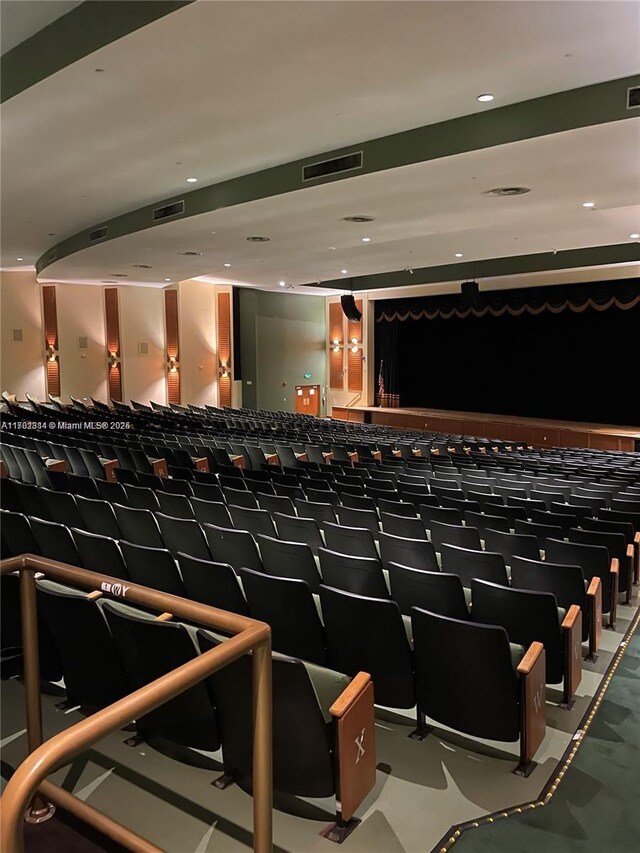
164, 289, 180, 404
42, 285, 60, 396
329, 301, 344, 389
104, 288, 122, 401
217, 291, 232, 407
347, 299, 363, 393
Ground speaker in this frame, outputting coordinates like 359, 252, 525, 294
340, 294, 362, 322
461, 280, 480, 308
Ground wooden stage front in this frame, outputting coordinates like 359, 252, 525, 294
331, 406, 640, 452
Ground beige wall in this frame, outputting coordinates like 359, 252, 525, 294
178, 279, 225, 407
0, 270, 46, 399
119, 286, 166, 406
325, 293, 373, 411
56, 284, 108, 402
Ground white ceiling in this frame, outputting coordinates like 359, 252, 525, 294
1, 0, 639, 286
39, 119, 640, 290
0, 0, 82, 55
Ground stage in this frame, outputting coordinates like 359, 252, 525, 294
331, 406, 640, 452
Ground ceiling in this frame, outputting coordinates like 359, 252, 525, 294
1, 0, 639, 291
0, 0, 82, 56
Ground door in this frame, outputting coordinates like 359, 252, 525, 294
295, 384, 321, 416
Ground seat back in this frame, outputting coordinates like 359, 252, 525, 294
202, 524, 263, 572
380, 513, 427, 540
411, 608, 519, 741
320, 585, 415, 708
119, 541, 185, 596
440, 543, 508, 587
256, 535, 322, 592
239, 568, 327, 665
155, 513, 210, 560
177, 553, 249, 615
76, 496, 121, 539
388, 564, 468, 619
429, 521, 481, 553
30, 518, 81, 565
123, 484, 159, 511
73, 529, 129, 580
318, 548, 388, 599
464, 511, 509, 537
190, 498, 233, 528
378, 531, 438, 572
156, 492, 194, 519
323, 523, 378, 560
483, 528, 540, 565
511, 556, 587, 641
228, 505, 277, 539
113, 505, 164, 549
0, 510, 41, 557
545, 538, 612, 611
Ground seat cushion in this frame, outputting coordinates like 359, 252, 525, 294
509, 642, 526, 670
302, 661, 351, 723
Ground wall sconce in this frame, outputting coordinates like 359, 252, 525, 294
332, 338, 342, 353
46, 344, 57, 362
218, 360, 230, 379
108, 351, 118, 368
350, 336, 360, 353
168, 355, 178, 374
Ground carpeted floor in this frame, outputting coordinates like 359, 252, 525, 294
451, 630, 640, 853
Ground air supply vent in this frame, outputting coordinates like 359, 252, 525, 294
46, 249, 57, 264
303, 151, 363, 182
138, 341, 149, 356
628, 86, 640, 109
77, 336, 88, 350
486, 187, 531, 197
12, 329, 23, 343
153, 200, 185, 222
89, 226, 108, 242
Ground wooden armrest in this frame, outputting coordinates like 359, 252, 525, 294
330, 672, 371, 719
150, 458, 168, 477
561, 607, 582, 706
586, 576, 602, 660
626, 543, 634, 559
155, 612, 173, 622
372, 450, 382, 461
46, 459, 66, 472
587, 576, 601, 597
610, 557, 619, 575
634, 532, 640, 544
265, 453, 279, 465
609, 558, 619, 630
412, 448, 422, 456
86, 590, 102, 601
322, 452, 334, 461
295, 452, 308, 462
561, 604, 581, 631
517, 641, 544, 675
193, 457, 210, 472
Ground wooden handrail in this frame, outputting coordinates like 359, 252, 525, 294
0, 555, 273, 853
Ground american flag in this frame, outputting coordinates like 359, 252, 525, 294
378, 360, 385, 401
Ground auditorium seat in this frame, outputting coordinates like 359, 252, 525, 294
429, 520, 482, 553
95, 480, 127, 504
294, 498, 336, 525
483, 528, 541, 566
76, 496, 121, 539
156, 492, 193, 519
0, 510, 41, 557
380, 512, 427, 540
323, 522, 379, 560
545, 538, 618, 628
40, 487, 85, 530
30, 518, 81, 566
256, 492, 296, 517
440, 543, 509, 587
273, 513, 324, 555
103, 603, 220, 750
190, 498, 233, 528
123, 484, 160, 511
155, 513, 210, 560
569, 527, 633, 604
113, 505, 164, 549
378, 532, 438, 572
515, 519, 564, 549
228, 505, 277, 539
411, 607, 546, 775
464, 510, 509, 537
37, 580, 129, 712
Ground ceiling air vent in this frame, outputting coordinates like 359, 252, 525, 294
46, 248, 57, 263
486, 187, 531, 197
303, 151, 363, 182
89, 226, 108, 242
77, 336, 88, 350
153, 200, 185, 222
138, 341, 149, 356
12, 329, 23, 343
627, 86, 640, 109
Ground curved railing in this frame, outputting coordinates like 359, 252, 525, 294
0, 554, 272, 853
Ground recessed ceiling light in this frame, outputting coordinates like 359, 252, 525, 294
224, 263, 231, 267
455, 253, 463, 258
486, 187, 530, 197
582, 201, 595, 208
179, 251, 202, 256
94, 68, 105, 73
164, 278, 172, 282
630, 233, 640, 239
341, 269, 348, 274
361, 237, 371, 243
245, 236, 270, 242
278, 281, 286, 287
186, 177, 198, 183
342, 215, 375, 223
108, 273, 128, 277
477, 94, 494, 103
132, 263, 153, 269
16, 257, 24, 261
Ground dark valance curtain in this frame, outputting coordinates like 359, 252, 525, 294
373, 278, 640, 425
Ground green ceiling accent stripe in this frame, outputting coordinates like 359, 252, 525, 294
36, 75, 640, 277
1, 0, 194, 103
312, 243, 640, 292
